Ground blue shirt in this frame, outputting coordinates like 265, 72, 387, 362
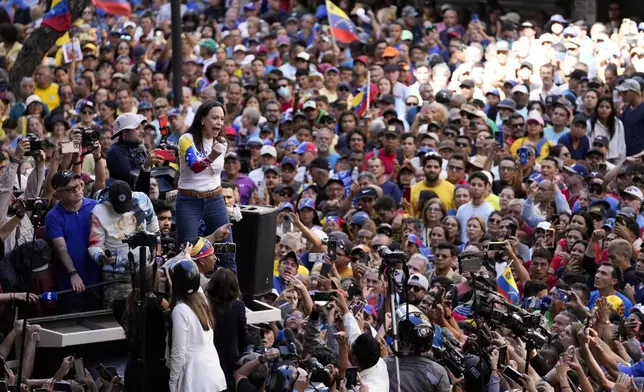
557, 133, 590, 161
273, 275, 286, 294
588, 290, 632, 317
380, 181, 402, 206
45, 198, 100, 290
622, 103, 644, 157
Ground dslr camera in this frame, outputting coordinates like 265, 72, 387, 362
80, 127, 100, 147
23, 133, 49, 156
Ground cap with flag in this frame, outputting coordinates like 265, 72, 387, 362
94, 0, 132, 17
41, 0, 72, 32
326, 0, 359, 45
495, 262, 521, 304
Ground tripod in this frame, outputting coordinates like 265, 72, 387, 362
123, 232, 160, 392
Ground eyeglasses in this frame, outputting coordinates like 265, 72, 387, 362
499, 166, 515, 172
444, 132, 457, 138
60, 183, 83, 193
456, 142, 469, 147
406, 102, 418, 106
277, 84, 288, 88
81, 110, 93, 115
511, 123, 525, 128
488, 218, 501, 224
154, 105, 167, 110
426, 207, 442, 212
447, 165, 464, 171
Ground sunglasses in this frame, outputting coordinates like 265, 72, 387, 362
81, 110, 93, 115
408, 286, 424, 292
511, 123, 525, 128
456, 142, 469, 147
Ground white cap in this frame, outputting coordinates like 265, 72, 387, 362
426, 132, 440, 142
311, 229, 329, 242
303, 100, 317, 110
259, 145, 277, 157
123, 21, 136, 29
308, 71, 324, 81
408, 273, 429, 291
512, 85, 529, 95
536, 221, 552, 231
623, 186, 644, 201
113, 113, 147, 138
240, 54, 255, 66
296, 52, 311, 61
233, 44, 248, 53
25, 94, 42, 107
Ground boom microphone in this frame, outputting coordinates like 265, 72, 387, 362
38, 280, 125, 302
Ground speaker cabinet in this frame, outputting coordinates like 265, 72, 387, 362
232, 205, 278, 297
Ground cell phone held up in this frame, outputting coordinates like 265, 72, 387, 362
502, 366, 524, 384
156, 149, 176, 161
327, 239, 337, 261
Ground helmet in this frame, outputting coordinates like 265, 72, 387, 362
171, 259, 201, 295
394, 304, 434, 354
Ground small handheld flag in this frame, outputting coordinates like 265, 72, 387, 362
496, 262, 521, 305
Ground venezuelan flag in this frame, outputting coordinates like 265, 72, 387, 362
351, 88, 368, 118
495, 262, 521, 305
325, 0, 359, 45
41, 0, 72, 32
94, 0, 131, 17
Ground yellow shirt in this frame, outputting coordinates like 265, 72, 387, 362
485, 193, 501, 210
0, 42, 22, 70
35, 83, 60, 111
510, 137, 553, 162
410, 179, 455, 217
273, 259, 310, 277
311, 262, 353, 278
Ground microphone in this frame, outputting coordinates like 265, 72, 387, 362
37, 280, 124, 302
105, 249, 112, 258
284, 328, 303, 356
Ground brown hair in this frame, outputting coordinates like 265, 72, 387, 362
171, 289, 215, 331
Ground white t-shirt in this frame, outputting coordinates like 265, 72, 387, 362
456, 201, 495, 243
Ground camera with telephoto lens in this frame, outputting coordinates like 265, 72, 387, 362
80, 127, 100, 147
23, 133, 48, 156
472, 284, 552, 347
305, 357, 331, 384
377, 246, 407, 265
122, 231, 160, 248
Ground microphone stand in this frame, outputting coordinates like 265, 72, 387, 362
16, 175, 46, 389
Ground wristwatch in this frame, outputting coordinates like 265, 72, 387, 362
69, 271, 79, 277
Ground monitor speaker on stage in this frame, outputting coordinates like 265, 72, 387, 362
232, 205, 278, 297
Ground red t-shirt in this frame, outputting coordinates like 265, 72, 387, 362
362, 149, 397, 177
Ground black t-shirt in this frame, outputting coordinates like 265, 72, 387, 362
235, 378, 258, 392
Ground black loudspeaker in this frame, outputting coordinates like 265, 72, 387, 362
232, 205, 278, 297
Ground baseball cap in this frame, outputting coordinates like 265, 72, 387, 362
526, 111, 544, 126
191, 237, 214, 259
108, 180, 134, 214
260, 145, 277, 157
274, 185, 295, 197
571, 114, 587, 125
298, 198, 315, 210
113, 113, 146, 139
526, 173, 544, 184
246, 136, 264, 148
303, 101, 317, 111
354, 55, 368, 65
593, 135, 610, 148
167, 107, 182, 117
351, 211, 370, 225
460, 79, 475, 89
137, 101, 152, 111
565, 163, 590, 177
357, 187, 378, 200
307, 157, 330, 170
616, 79, 642, 94
536, 221, 552, 231
280, 157, 298, 168
408, 273, 429, 290
296, 142, 317, 154
496, 40, 510, 52
52, 170, 81, 190
485, 88, 501, 97
263, 165, 280, 175
224, 152, 239, 161
622, 186, 644, 201
549, 14, 567, 24
296, 52, 311, 61
497, 99, 516, 111
512, 85, 529, 95
278, 201, 295, 211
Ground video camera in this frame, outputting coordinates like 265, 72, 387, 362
122, 232, 160, 248
471, 279, 552, 347
377, 245, 407, 265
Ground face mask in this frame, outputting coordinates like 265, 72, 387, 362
278, 86, 290, 98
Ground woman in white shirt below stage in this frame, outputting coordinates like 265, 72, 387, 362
169, 259, 227, 392
177, 100, 235, 271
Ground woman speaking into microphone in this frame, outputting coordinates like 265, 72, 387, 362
177, 100, 235, 270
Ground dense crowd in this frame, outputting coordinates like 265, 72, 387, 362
0, 0, 643, 391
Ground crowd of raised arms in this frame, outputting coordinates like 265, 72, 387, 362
0, 0, 644, 391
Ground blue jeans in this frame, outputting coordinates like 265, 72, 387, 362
175, 193, 236, 271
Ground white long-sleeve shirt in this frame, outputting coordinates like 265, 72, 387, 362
169, 298, 227, 392
343, 312, 390, 392
586, 118, 626, 162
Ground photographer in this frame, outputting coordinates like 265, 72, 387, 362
233, 349, 280, 392
88, 180, 159, 308
106, 113, 147, 184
